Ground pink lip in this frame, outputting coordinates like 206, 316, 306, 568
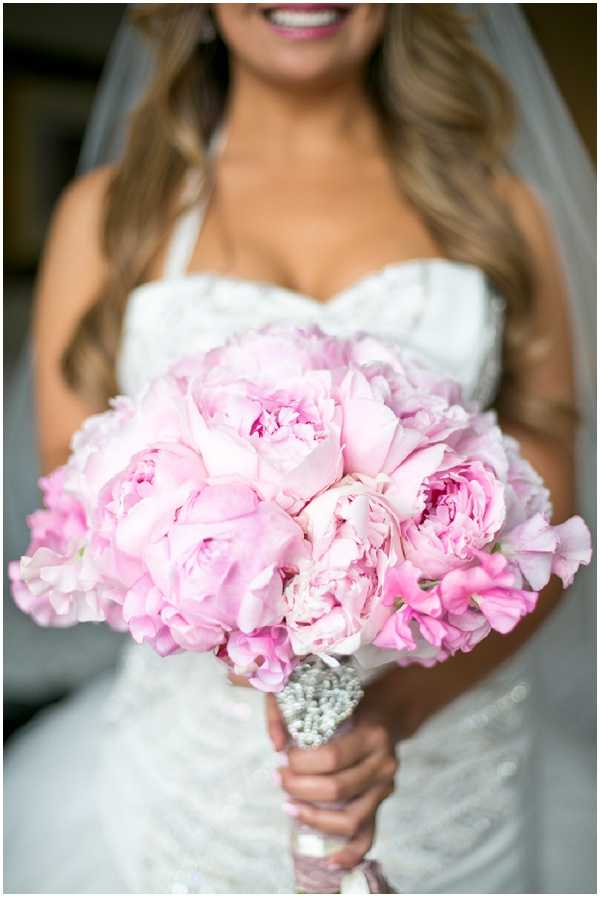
261, 3, 352, 8
260, 3, 353, 40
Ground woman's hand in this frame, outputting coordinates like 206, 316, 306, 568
265, 694, 398, 870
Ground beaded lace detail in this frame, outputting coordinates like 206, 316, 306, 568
96, 190, 529, 894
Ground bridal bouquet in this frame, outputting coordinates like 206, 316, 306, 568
10, 324, 591, 893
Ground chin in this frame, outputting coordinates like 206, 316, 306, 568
213, 2, 386, 86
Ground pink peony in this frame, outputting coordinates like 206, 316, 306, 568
171, 323, 351, 386
186, 371, 343, 513
339, 363, 468, 479
502, 433, 552, 530
348, 335, 464, 407
65, 377, 193, 514
283, 476, 403, 659
92, 442, 207, 589
398, 454, 506, 578
134, 483, 308, 654
222, 625, 297, 692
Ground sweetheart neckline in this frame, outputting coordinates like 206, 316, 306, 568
127, 257, 489, 312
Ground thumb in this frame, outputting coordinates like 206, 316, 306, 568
264, 693, 288, 752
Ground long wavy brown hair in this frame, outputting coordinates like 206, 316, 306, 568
61, 3, 565, 433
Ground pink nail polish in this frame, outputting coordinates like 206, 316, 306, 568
282, 801, 300, 817
272, 769, 281, 785
275, 752, 288, 767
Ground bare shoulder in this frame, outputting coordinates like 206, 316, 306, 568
35, 163, 119, 319
59, 162, 117, 210
51, 163, 118, 254
493, 173, 576, 408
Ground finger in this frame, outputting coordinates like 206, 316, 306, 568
326, 821, 376, 871
289, 779, 394, 839
287, 723, 376, 775
264, 694, 288, 752
280, 748, 395, 803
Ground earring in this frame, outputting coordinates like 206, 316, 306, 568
198, 7, 217, 43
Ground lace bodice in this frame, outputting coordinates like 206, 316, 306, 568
116, 187, 505, 409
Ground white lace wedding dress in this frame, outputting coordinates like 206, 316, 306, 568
6, 192, 540, 895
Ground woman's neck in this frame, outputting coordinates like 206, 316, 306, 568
220, 58, 388, 165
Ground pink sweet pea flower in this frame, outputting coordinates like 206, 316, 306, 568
442, 609, 491, 653
372, 609, 449, 666
223, 625, 298, 692
381, 561, 442, 616
372, 561, 447, 663
9, 466, 106, 626
499, 512, 558, 591
440, 551, 537, 634
550, 516, 593, 588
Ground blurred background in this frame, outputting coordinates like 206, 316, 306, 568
3, 4, 596, 745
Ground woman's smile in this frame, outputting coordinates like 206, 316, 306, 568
258, 3, 354, 41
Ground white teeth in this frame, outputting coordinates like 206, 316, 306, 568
266, 8, 342, 27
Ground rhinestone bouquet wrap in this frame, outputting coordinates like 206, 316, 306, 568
277, 657, 394, 894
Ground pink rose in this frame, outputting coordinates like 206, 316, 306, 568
283, 476, 403, 659
186, 371, 343, 513
222, 625, 297, 692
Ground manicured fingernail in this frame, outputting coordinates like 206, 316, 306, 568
275, 752, 288, 767
282, 801, 300, 817
327, 862, 342, 870
272, 769, 281, 785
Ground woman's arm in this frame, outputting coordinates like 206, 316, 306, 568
31, 164, 115, 473
356, 175, 580, 740
268, 176, 581, 869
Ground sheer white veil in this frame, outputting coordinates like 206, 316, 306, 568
6, 0, 595, 795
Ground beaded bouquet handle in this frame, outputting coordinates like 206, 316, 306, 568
276, 658, 395, 894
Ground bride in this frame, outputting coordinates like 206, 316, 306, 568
4, 4, 595, 893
